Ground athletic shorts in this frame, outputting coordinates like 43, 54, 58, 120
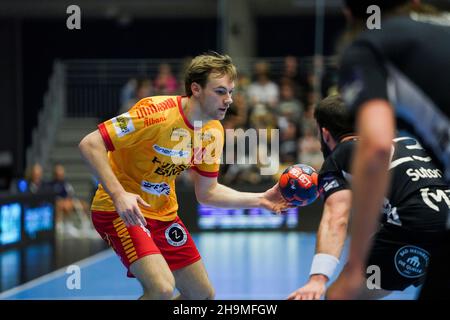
367, 224, 446, 291
91, 210, 201, 277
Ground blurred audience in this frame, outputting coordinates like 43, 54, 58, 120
247, 61, 280, 109
153, 63, 178, 95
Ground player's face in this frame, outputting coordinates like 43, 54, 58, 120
199, 73, 234, 121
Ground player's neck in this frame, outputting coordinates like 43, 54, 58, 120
182, 96, 213, 126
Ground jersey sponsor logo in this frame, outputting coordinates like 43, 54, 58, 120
153, 144, 190, 158
112, 112, 135, 137
323, 179, 340, 192
394, 245, 430, 278
152, 156, 190, 177
406, 167, 443, 181
144, 116, 166, 127
141, 180, 171, 196
135, 98, 177, 119
165, 223, 187, 247
420, 188, 450, 212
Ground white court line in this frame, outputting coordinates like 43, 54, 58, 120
0, 249, 115, 300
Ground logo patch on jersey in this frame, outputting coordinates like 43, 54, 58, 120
165, 223, 187, 247
323, 179, 340, 192
112, 112, 135, 138
153, 144, 190, 158
394, 245, 430, 278
170, 128, 190, 140
141, 181, 171, 196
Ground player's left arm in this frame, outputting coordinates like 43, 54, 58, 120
327, 99, 395, 299
191, 170, 291, 214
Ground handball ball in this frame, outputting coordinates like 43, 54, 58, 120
279, 164, 320, 207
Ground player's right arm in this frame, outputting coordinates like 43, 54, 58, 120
287, 189, 352, 300
79, 130, 149, 227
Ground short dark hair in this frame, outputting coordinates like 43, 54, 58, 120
314, 94, 354, 140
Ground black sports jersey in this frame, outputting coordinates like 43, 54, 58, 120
339, 14, 450, 183
319, 137, 448, 231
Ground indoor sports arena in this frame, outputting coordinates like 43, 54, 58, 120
1, 0, 449, 303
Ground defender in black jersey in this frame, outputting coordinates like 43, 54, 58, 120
327, 0, 450, 300
288, 95, 447, 300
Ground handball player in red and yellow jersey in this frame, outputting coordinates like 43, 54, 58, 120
79, 52, 291, 300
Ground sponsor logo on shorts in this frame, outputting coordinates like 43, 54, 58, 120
394, 245, 430, 278
141, 180, 171, 196
153, 144, 190, 158
112, 112, 135, 137
165, 223, 187, 247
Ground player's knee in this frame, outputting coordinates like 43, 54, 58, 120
198, 285, 215, 300
142, 281, 175, 300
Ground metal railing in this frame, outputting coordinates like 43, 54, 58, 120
26, 61, 66, 170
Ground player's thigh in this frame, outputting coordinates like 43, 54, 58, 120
368, 230, 430, 292
130, 254, 175, 292
173, 259, 214, 300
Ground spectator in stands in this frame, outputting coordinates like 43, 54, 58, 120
119, 78, 153, 114
279, 55, 308, 102
153, 63, 178, 95
247, 61, 279, 109
279, 119, 300, 165
49, 163, 91, 237
277, 82, 304, 126
298, 126, 323, 171
25, 163, 47, 194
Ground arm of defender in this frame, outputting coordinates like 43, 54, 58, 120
287, 190, 352, 300
79, 130, 150, 227
190, 170, 291, 214
326, 100, 395, 300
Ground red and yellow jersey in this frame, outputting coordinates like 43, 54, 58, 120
92, 95, 224, 221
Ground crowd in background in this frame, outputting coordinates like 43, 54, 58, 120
119, 56, 339, 186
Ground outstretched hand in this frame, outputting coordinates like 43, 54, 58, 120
261, 183, 296, 215
287, 274, 328, 300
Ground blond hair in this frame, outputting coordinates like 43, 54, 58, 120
184, 52, 237, 96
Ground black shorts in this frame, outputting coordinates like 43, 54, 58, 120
367, 224, 446, 291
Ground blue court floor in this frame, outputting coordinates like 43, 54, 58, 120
0, 232, 419, 300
